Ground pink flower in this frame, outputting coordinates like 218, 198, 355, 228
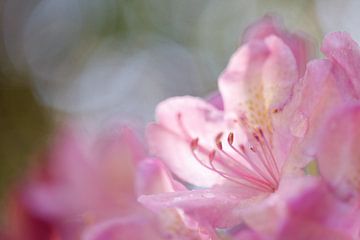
13, 125, 212, 239
140, 17, 360, 237
141, 16, 315, 231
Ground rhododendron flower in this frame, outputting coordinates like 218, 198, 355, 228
141, 16, 314, 230
8, 126, 212, 240
140, 16, 360, 235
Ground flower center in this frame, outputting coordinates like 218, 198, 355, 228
190, 126, 280, 192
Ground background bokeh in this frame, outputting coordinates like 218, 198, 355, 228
0, 0, 358, 212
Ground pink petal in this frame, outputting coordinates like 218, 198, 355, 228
322, 32, 360, 99
240, 176, 318, 236
4, 192, 58, 240
82, 217, 161, 240
276, 179, 358, 240
135, 158, 186, 196
232, 230, 264, 240
22, 125, 144, 235
278, 221, 353, 240
315, 104, 360, 197
262, 35, 298, 111
218, 36, 297, 120
147, 96, 226, 187
243, 15, 311, 75
218, 40, 268, 118
280, 59, 343, 171
206, 91, 224, 110
139, 187, 264, 228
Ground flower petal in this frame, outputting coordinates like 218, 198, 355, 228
218, 40, 268, 120
139, 187, 264, 228
206, 91, 224, 110
135, 158, 186, 196
82, 217, 161, 240
240, 176, 318, 236
315, 104, 360, 196
276, 179, 358, 240
279, 59, 343, 172
147, 96, 226, 187
219, 36, 298, 126
243, 15, 310, 75
321, 32, 360, 99
262, 35, 298, 112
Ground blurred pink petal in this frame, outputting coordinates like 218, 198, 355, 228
135, 158, 186, 196
2, 192, 60, 240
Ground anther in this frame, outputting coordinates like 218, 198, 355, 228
190, 138, 199, 150
258, 128, 264, 137
227, 132, 234, 145
250, 146, 256, 152
240, 144, 246, 152
253, 133, 261, 142
215, 132, 223, 150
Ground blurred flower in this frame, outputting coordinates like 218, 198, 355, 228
3, 125, 213, 239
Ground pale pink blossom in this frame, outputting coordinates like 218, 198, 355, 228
141, 16, 314, 232
140, 17, 360, 236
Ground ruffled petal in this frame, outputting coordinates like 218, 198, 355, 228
240, 176, 317, 236
135, 158, 186, 196
322, 32, 360, 99
218, 40, 268, 121
262, 35, 298, 112
139, 187, 265, 228
219, 36, 297, 129
147, 96, 227, 187
276, 179, 358, 240
243, 15, 310, 75
279, 59, 343, 172
315, 104, 360, 197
